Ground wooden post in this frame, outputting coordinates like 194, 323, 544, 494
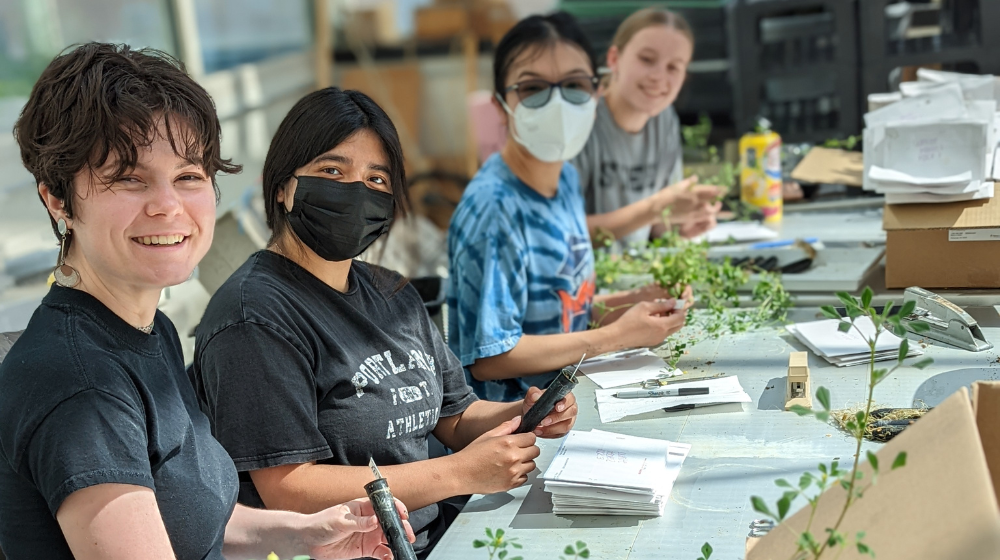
314, 0, 332, 90
463, 30, 480, 179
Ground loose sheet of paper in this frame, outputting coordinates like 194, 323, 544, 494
692, 221, 779, 244
595, 375, 752, 423
579, 350, 680, 389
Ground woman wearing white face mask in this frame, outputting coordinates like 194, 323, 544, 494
447, 12, 691, 402
573, 8, 725, 247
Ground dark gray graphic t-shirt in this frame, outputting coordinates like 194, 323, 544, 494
191, 251, 477, 554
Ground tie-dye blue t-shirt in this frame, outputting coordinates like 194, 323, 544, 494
447, 153, 595, 402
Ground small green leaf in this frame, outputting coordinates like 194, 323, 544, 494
838, 321, 853, 333
485, 528, 494, 539
830, 460, 841, 476
892, 451, 907, 470
820, 305, 841, 320
473, 541, 486, 548
775, 478, 792, 488
579, 550, 590, 559
499, 550, 508, 559
857, 542, 872, 556
872, 368, 889, 385
799, 473, 812, 490
861, 287, 873, 309
510, 557, 523, 560
911, 357, 934, 370
909, 320, 931, 333
701, 543, 713, 558
898, 338, 909, 363
564, 545, 575, 555
816, 387, 831, 411
496, 529, 504, 540
789, 404, 813, 416
836, 291, 857, 308
898, 300, 916, 318
576, 541, 587, 551
818, 463, 828, 475
777, 494, 792, 520
511, 543, 522, 549
893, 324, 907, 338
751, 495, 774, 518
816, 411, 830, 423
881, 300, 895, 320
867, 450, 879, 474
840, 479, 851, 490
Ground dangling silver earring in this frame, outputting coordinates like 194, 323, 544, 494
53, 218, 80, 288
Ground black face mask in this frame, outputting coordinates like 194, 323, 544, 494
286, 175, 395, 262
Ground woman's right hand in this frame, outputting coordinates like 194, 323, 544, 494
653, 175, 724, 223
453, 416, 539, 495
606, 299, 687, 348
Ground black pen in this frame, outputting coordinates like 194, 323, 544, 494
613, 386, 710, 399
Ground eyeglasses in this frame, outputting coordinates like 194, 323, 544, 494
503, 76, 600, 109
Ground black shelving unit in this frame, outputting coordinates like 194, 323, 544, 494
859, 0, 1000, 100
727, 0, 860, 143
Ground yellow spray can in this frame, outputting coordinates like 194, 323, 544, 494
739, 127, 783, 223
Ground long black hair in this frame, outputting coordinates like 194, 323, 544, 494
493, 12, 598, 96
262, 87, 410, 245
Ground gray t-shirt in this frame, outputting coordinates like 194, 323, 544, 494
573, 98, 684, 246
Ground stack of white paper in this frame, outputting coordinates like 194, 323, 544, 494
786, 317, 923, 367
863, 70, 998, 204
541, 429, 691, 516
595, 375, 752, 423
579, 349, 681, 389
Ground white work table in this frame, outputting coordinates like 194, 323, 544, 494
428, 308, 1000, 560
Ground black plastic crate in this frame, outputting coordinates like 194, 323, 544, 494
727, 0, 860, 143
859, 0, 1000, 99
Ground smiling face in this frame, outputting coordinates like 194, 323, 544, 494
276, 128, 392, 214
53, 120, 217, 291
607, 25, 693, 117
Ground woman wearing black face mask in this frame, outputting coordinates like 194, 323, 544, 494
189, 88, 579, 558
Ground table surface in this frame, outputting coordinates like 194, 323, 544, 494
427, 307, 1000, 560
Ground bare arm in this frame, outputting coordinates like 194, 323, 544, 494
56, 484, 176, 560
468, 300, 684, 382
434, 399, 522, 451
223, 500, 409, 560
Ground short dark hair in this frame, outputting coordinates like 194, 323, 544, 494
262, 87, 409, 245
14, 42, 240, 250
493, 11, 597, 96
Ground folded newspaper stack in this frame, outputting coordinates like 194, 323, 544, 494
864, 68, 999, 204
541, 430, 690, 516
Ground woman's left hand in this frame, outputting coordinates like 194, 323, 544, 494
522, 387, 578, 438
304, 498, 415, 560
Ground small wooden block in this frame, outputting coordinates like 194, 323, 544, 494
785, 352, 812, 411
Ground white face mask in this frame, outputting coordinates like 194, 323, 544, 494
497, 92, 597, 162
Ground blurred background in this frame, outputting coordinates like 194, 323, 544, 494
1, 0, 997, 356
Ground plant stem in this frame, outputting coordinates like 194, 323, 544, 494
814, 324, 879, 558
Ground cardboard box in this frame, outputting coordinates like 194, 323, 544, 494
790, 147, 863, 187
883, 196, 1000, 289
749, 382, 1000, 560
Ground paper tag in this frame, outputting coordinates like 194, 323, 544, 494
949, 228, 1000, 241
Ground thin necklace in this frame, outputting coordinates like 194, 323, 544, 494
137, 321, 154, 334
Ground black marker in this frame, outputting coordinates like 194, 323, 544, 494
365, 458, 417, 560
514, 354, 584, 435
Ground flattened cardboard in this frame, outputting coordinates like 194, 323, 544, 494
974, 382, 1000, 507
790, 147, 864, 187
883, 196, 1000, 288
748, 386, 1000, 560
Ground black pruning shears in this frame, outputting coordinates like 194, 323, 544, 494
514, 354, 584, 435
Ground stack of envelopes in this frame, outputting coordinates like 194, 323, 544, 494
541, 429, 690, 516
786, 317, 923, 367
863, 68, 999, 205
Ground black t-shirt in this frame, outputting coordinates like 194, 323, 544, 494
191, 251, 478, 554
0, 285, 238, 560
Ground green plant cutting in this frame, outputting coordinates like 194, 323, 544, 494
594, 233, 792, 368
698, 288, 932, 559
473, 528, 588, 560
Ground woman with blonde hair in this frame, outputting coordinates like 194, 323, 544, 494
574, 8, 724, 246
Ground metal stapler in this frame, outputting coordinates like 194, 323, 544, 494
902, 287, 993, 352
